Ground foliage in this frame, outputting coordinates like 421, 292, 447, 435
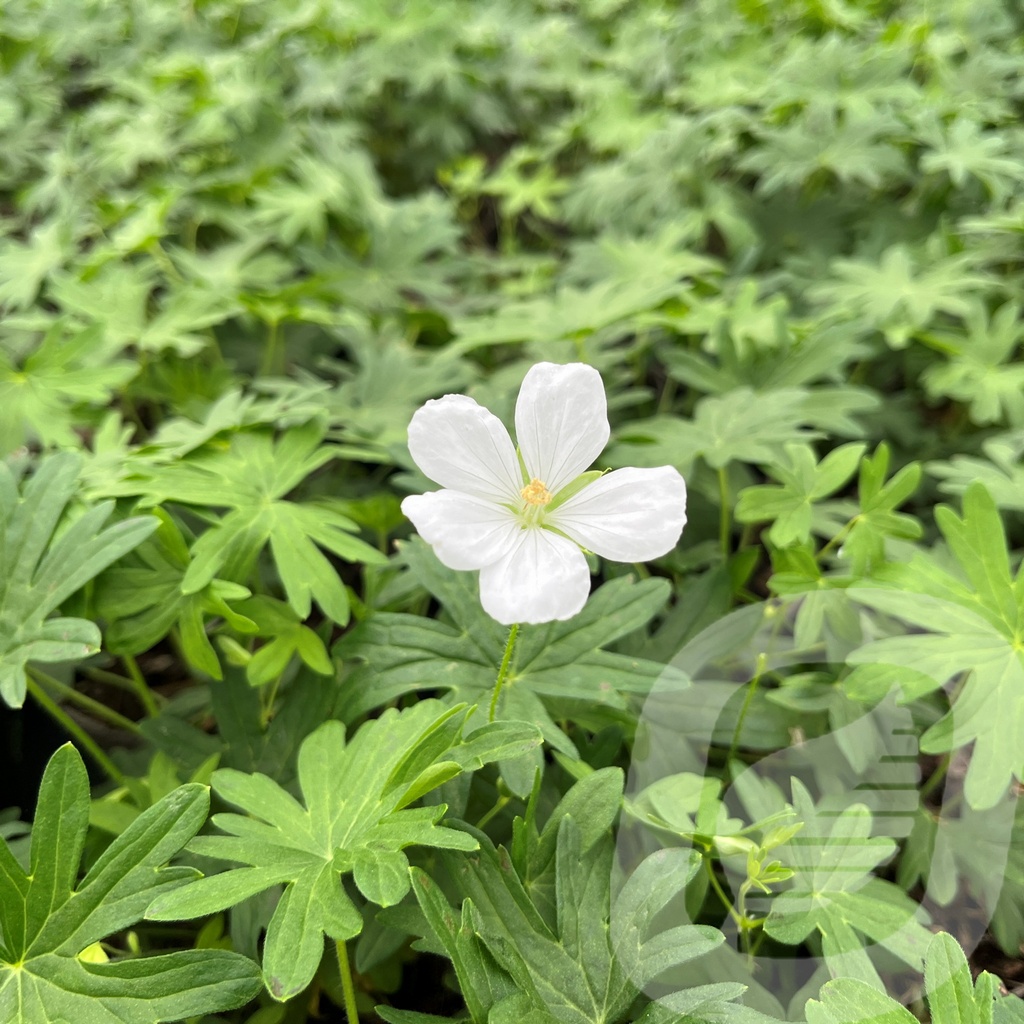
2, 0, 1024, 1020
0, 744, 262, 1022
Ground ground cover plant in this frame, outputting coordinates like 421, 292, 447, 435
1, 0, 1024, 1021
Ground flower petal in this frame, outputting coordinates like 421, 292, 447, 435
401, 491, 520, 571
515, 362, 610, 495
407, 394, 522, 503
550, 466, 687, 562
478, 528, 590, 624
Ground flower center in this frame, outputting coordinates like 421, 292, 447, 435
520, 478, 552, 506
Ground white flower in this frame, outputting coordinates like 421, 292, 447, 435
401, 362, 687, 625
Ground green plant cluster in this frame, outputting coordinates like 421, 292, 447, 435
1, 0, 1024, 1021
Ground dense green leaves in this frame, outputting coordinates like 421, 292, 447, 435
848, 484, 1024, 809
336, 539, 684, 790
115, 423, 386, 626
3, 0, 1024, 1017
0, 745, 262, 1022
807, 933, 1007, 1024
147, 700, 541, 1001
762, 782, 932, 988
0, 453, 156, 707
406, 771, 747, 1024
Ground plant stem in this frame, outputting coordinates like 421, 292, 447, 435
123, 654, 160, 717
29, 668, 142, 735
260, 318, 281, 377
26, 675, 128, 787
261, 674, 282, 727
81, 666, 141, 697
334, 939, 360, 1024
727, 651, 767, 768
718, 467, 731, 557
815, 516, 857, 562
488, 623, 519, 723
703, 855, 744, 931
919, 752, 952, 802
475, 795, 511, 830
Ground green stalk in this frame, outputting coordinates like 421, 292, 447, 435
30, 668, 142, 735
26, 675, 128, 787
703, 855, 744, 931
727, 652, 767, 768
123, 654, 160, 717
475, 795, 511, 830
718, 467, 731, 556
82, 666, 140, 697
919, 752, 952, 802
260, 318, 282, 377
334, 939, 360, 1024
488, 623, 520, 723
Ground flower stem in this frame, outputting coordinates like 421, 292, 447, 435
26, 674, 128, 787
334, 939, 360, 1024
260, 318, 282, 377
727, 652, 767, 768
29, 667, 142, 735
488, 623, 519, 723
703, 855, 744, 931
718, 467, 731, 556
919, 752, 952, 803
122, 654, 160, 717
475, 794, 511, 830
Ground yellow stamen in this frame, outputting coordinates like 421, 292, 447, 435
520, 478, 552, 506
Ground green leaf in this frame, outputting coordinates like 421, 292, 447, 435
0, 321, 137, 453
847, 483, 1024, 808
736, 442, 866, 547
114, 423, 387, 625
806, 932, 1002, 1024
922, 301, 1024, 427
609, 388, 827, 473
445, 812, 726, 1024
0, 744, 262, 1022
838, 444, 922, 574
222, 595, 333, 688
0, 453, 157, 707
763, 780, 931, 988
147, 701, 537, 1001
408, 869, 518, 1024
335, 539, 683, 777
96, 508, 257, 679
811, 245, 991, 349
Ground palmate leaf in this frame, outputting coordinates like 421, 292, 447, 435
928, 433, 1024, 512
847, 483, 1024, 809
806, 933, 1011, 1024
0, 744, 262, 1023
762, 781, 932, 989
95, 508, 258, 680
655, 322, 870, 395
114, 422, 387, 626
147, 699, 542, 1001
607, 388, 830, 474
219, 595, 334, 688
0, 452, 157, 708
0, 320, 137, 454
736, 442, 866, 547
810, 245, 991, 349
896, 796, 1021, 957
323, 319, 475, 458
921, 300, 1024, 426
334, 538, 684, 789
406, 772, 742, 1024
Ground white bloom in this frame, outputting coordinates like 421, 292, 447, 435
401, 362, 687, 624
